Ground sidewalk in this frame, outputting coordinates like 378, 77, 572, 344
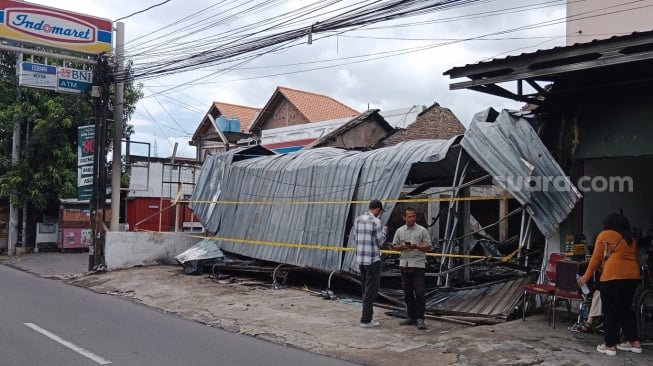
2, 252, 650, 366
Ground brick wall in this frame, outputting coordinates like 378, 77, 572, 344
379, 104, 465, 147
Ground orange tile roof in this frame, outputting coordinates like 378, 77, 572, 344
213, 102, 261, 131
277, 86, 359, 122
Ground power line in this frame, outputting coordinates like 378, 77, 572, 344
114, 0, 174, 22
148, 90, 191, 134
121, 0, 491, 81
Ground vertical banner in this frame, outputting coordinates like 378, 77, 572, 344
77, 125, 94, 200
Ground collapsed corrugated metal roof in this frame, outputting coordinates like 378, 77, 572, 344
461, 109, 581, 237
189, 110, 578, 273
191, 138, 461, 271
190, 145, 276, 233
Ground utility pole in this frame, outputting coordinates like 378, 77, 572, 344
111, 22, 125, 231
89, 57, 108, 270
8, 53, 23, 256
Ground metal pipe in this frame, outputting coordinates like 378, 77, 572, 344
0, 44, 97, 65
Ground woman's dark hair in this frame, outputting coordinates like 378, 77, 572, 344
603, 213, 634, 245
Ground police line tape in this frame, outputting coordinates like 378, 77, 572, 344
178, 195, 513, 205
135, 229, 519, 262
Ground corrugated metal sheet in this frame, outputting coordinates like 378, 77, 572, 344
342, 139, 460, 272
190, 146, 275, 233
444, 30, 653, 77
175, 238, 225, 264
423, 275, 535, 319
191, 111, 580, 272
461, 109, 581, 237
192, 139, 459, 272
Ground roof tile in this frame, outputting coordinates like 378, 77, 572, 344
214, 102, 261, 132
277, 86, 359, 122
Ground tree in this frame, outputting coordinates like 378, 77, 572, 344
0, 51, 143, 220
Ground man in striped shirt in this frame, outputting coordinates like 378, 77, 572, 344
354, 199, 387, 328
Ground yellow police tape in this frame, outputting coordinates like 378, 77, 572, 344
136, 229, 520, 261
178, 195, 513, 205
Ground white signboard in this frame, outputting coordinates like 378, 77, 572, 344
19, 62, 57, 90
18, 62, 94, 94
78, 175, 93, 186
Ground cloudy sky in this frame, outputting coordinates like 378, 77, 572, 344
27, 0, 571, 158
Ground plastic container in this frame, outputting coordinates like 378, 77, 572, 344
228, 117, 240, 132
576, 274, 590, 295
216, 116, 229, 131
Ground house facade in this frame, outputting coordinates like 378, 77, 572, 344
190, 86, 359, 157
445, 9, 653, 247
304, 109, 395, 150
190, 102, 261, 161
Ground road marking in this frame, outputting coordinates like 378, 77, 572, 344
24, 323, 112, 365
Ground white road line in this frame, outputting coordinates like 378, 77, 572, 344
24, 323, 112, 365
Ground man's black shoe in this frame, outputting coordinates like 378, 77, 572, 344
399, 318, 417, 326
416, 319, 427, 330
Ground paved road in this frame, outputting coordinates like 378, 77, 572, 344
0, 265, 358, 366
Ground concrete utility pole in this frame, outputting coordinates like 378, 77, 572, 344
8, 53, 23, 256
111, 22, 125, 231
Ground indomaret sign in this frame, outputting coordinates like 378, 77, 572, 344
0, 0, 112, 54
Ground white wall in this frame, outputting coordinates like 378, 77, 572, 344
105, 231, 202, 270
129, 162, 164, 197
567, 0, 653, 45
128, 161, 201, 199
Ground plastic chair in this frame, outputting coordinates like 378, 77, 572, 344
522, 252, 566, 321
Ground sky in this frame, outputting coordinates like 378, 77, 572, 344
26, 0, 570, 158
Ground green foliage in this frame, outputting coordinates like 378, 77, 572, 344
0, 51, 143, 215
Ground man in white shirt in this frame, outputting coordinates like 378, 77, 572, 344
392, 207, 431, 330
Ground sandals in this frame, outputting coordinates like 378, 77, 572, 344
597, 344, 616, 356
578, 321, 593, 333
616, 342, 643, 354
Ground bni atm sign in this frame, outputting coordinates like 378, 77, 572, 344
58, 67, 92, 93
18, 62, 93, 94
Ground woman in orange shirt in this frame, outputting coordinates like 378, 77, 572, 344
578, 213, 641, 356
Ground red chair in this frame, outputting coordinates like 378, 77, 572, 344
551, 260, 587, 328
522, 252, 566, 321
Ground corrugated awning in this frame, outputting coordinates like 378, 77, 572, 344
461, 109, 581, 238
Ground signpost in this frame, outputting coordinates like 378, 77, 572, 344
18, 62, 93, 93
77, 125, 94, 201
0, 0, 119, 268
18, 62, 56, 90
